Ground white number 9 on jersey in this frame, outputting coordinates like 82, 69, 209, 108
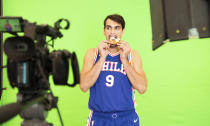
105, 75, 114, 87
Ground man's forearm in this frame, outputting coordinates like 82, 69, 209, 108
80, 57, 106, 92
121, 59, 147, 94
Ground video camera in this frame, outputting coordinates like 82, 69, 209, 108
1, 16, 80, 92
0, 16, 80, 126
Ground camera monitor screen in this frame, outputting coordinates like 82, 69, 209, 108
0, 17, 23, 32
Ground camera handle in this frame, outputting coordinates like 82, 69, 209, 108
51, 50, 80, 87
66, 52, 80, 87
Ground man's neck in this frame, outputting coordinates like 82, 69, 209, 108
108, 47, 120, 54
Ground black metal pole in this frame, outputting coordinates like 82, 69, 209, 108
0, 0, 3, 99
0, 95, 46, 124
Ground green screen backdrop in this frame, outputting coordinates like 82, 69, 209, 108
1, 0, 210, 126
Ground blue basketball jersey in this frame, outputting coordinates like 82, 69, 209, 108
88, 49, 136, 112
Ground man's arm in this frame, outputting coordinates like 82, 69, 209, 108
121, 50, 147, 94
80, 41, 109, 92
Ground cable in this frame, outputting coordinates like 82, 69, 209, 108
37, 60, 64, 126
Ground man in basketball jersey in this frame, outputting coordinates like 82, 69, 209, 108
80, 14, 147, 126
4, 20, 12, 32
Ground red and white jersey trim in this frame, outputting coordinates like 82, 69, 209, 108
128, 50, 133, 65
132, 87, 137, 108
93, 48, 98, 64
86, 110, 93, 126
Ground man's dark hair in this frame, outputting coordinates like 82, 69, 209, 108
104, 14, 125, 30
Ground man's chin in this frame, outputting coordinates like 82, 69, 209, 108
110, 44, 117, 48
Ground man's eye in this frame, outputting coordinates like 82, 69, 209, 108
115, 27, 120, 30
107, 27, 111, 30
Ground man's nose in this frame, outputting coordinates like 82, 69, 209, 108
110, 29, 115, 33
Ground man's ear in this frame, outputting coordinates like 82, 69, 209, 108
103, 28, 105, 36
121, 29, 125, 36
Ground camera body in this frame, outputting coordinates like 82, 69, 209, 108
0, 16, 80, 94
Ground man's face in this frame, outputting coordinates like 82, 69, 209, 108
104, 19, 124, 41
